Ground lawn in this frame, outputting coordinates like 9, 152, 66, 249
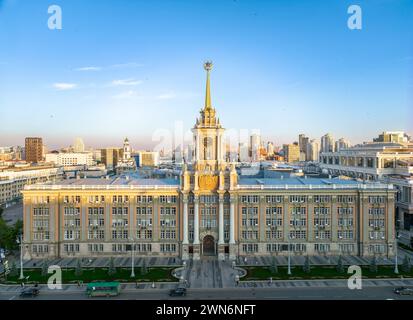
3, 267, 176, 284
242, 265, 413, 281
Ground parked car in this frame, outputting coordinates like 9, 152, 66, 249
394, 287, 413, 295
169, 287, 186, 297
19, 287, 40, 298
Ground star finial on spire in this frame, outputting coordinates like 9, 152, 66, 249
203, 61, 213, 110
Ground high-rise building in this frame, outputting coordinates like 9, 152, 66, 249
266, 142, 274, 157
73, 137, 85, 153
283, 143, 300, 163
250, 133, 261, 162
306, 139, 320, 161
101, 148, 122, 170
321, 133, 335, 153
25, 137, 43, 163
239, 142, 249, 162
335, 138, 351, 152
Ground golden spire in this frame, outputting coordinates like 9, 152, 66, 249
203, 61, 213, 110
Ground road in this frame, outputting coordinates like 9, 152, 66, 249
1, 286, 413, 300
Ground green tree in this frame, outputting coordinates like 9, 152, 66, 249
303, 256, 311, 273
0, 207, 3, 218
402, 255, 411, 273
108, 257, 116, 276
270, 256, 278, 274
41, 259, 49, 276
75, 258, 83, 277
336, 256, 345, 273
369, 256, 378, 273
0, 218, 23, 251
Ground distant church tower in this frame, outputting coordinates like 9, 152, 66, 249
122, 137, 131, 161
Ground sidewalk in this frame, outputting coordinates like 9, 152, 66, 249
238, 278, 413, 289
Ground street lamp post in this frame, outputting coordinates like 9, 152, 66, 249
131, 225, 139, 278
394, 226, 400, 274
16, 234, 24, 280
287, 234, 295, 275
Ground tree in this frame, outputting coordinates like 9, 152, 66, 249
141, 259, 148, 275
41, 259, 49, 276
0, 207, 3, 218
108, 257, 116, 276
369, 256, 378, 273
303, 256, 311, 273
336, 256, 345, 273
75, 258, 83, 277
402, 255, 411, 273
0, 218, 23, 251
270, 256, 278, 274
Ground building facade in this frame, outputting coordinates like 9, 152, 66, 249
45, 152, 95, 167
21, 63, 397, 260
0, 166, 63, 206
25, 137, 43, 163
283, 143, 300, 163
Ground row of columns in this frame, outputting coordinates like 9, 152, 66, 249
182, 195, 235, 245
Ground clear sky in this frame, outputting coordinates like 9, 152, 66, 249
0, 0, 412, 150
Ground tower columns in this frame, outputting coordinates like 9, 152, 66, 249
218, 196, 224, 245
183, 199, 189, 245
229, 199, 236, 245
193, 196, 200, 260
193, 197, 200, 245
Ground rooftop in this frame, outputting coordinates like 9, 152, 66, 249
23, 175, 392, 191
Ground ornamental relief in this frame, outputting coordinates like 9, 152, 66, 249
199, 175, 219, 191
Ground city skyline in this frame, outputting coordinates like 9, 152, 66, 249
0, 0, 412, 149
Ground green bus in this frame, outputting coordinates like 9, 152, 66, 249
86, 282, 121, 297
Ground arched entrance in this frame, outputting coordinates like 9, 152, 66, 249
202, 235, 216, 256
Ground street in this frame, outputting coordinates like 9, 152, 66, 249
1, 286, 413, 300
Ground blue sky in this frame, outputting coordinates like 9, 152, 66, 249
0, 0, 412, 150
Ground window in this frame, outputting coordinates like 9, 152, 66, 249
266, 230, 282, 239
368, 208, 385, 216
314, 243, 330, 252
314, 207, 329, 215
160, 195, 177, 203
339, 244, 354, 253
242, 244, 258, 253
160, 243, 176, 252
240, 195, 259, 203
291, 207, 306, 215
338, 230, 353, 240
337, 195, 354, 203
314, 195, 331, 203
265, 207, 282, 215
266, 195, 282, 203
289, 195, 306, 203
289, 230, 306, 239
368, 196, 385, 204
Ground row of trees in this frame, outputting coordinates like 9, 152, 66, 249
72, 257, 149, 277
0, 207, 23, 251
269, 255, 412, 274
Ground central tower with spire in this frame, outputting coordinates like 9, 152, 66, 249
192, 61, 225, 172
181, 62, 238, 261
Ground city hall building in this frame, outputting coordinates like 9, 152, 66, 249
22, 63, 397, 260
